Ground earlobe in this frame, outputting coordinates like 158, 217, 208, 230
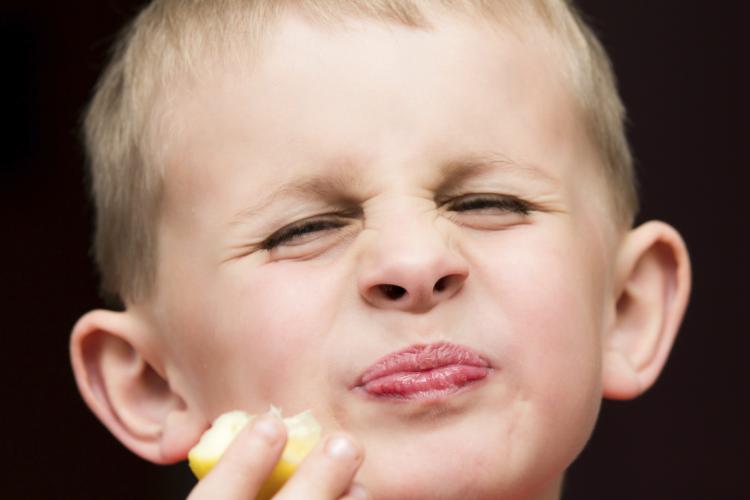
602, 221, 691, 400
70, 309, 205, 464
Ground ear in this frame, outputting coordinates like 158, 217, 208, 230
602, 220, 691, 400
70, 309, 206, 464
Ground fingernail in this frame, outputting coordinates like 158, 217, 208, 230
348, 483, 369, 499
325, 434, 358, 460
253, 416, 282, 443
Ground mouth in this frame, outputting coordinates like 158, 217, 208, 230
354, 342, 491, 401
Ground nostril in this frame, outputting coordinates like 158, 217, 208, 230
434, 276, 449, 293
379, 284, 407, 300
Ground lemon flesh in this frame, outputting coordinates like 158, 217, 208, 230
188, 407, 321, 499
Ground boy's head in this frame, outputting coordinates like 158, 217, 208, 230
72, 1, 691, 499
85, 0, 637, 306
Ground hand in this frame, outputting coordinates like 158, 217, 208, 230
187, 414, 367, 500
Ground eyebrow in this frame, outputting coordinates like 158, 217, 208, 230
435, 153, 558, 193
229, 165, 363, 225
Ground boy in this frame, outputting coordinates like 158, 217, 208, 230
70, 1, 691, 499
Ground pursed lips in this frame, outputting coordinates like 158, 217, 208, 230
354, 342, 491, 400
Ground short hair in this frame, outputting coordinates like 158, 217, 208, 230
84, 0, 637, 306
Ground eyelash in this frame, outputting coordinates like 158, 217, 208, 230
261, 194, 533, 249
444, 193, 532, 215
261, 217, 348, 250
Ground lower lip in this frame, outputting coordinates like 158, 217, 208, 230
359, 364, 489, 401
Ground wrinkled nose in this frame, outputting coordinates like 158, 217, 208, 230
358, 223, 469, 313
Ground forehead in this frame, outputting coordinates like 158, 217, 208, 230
161, 10, 604, 220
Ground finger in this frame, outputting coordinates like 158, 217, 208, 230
188, 415, 286, 500
274, 433, 364, 500
338, 483, 370, 500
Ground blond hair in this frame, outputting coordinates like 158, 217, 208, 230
84, 0, 637, 305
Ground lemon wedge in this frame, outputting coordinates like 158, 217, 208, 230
188, 406, 321, 499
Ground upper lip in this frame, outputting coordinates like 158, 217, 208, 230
356, 342, 490, 387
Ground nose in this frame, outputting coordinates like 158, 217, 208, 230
358, 219, 469, 313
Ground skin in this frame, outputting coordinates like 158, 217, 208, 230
162, 13, 607, 499
71, 9, 692, 500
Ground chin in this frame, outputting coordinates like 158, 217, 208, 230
359, 460, 564, 500
353, 417, 568, 500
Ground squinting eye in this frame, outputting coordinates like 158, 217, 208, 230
446, 194, 532, 215
261, 218, 348, 250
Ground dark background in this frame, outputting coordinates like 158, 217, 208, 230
1, 1, 746, 498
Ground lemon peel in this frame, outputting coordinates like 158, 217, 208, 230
188, 406, 321, 499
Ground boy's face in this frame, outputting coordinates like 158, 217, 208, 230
151, 12, 619, 499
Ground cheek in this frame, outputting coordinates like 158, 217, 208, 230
467, 225, 608, 447
161, 259, 344, 415
508, 243, 604, 378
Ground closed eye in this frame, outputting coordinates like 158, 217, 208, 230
261, 218, 346, 250
260, 208, 362, 251
444, 194, 533, 215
